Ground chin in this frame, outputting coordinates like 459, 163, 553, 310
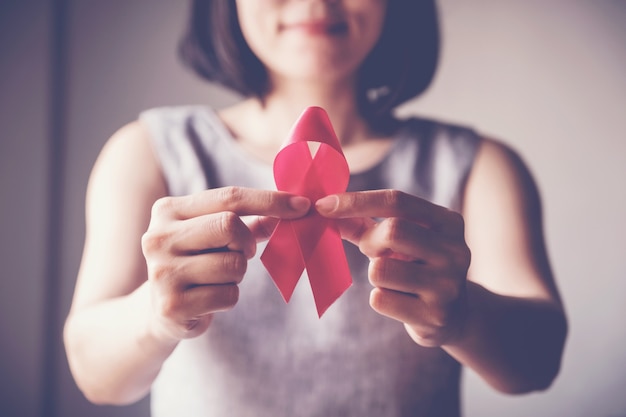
274, 56, 361, 84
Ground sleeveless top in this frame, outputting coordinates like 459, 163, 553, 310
140, 106, 481, 417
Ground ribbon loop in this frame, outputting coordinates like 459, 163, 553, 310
261, 107, 352, 317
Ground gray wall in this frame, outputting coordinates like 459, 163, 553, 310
0, 2, 49, 417
1, 1, 624, 416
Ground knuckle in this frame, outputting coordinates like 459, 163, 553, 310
151, 196, 176, 218
150, 262, 174, 282
219, 186, 244, 205
383, 189, 407, 209
219, 211, 241, 236
223, 253, 247, 281
259, 190, 275, 209
141, 230, 170, 255
335, 192, 358, 213
347, 192, 361, 208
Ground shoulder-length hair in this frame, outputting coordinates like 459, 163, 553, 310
179, 1, 439, 127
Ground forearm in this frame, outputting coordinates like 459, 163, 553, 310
440, 282, 567, 394
64, 281, 179, 405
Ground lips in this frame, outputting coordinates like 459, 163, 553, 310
281, 20, 348, 36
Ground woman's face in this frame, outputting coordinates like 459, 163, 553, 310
235, 0, 388, 86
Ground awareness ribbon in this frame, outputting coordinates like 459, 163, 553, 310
261, 106, 352, 317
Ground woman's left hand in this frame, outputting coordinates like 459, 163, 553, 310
315, 190, 471, 347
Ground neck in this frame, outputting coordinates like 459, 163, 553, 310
218, 77, 397, 170
257, 77, 371, 146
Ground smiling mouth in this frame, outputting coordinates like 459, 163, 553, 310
281, 20, 348, 36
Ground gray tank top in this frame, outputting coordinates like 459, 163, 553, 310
140, 106, 481, 417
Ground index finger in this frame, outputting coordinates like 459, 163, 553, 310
315, 190, 462, 235
156, 186, 311, 220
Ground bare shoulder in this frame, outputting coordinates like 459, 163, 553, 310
465, 137, 541, 218
87, 119, 169, 217
91, 120, 163, 189
463, 137, 559, 302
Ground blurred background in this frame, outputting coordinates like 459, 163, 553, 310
1, 1, 625, 416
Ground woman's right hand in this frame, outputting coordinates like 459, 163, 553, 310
141, 186, 311, 342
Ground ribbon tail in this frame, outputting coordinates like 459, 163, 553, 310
261, 220, 305, 303
305, 222, 352, 317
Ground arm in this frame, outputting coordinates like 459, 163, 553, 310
315, 138, 567, 394
442, 139, 566, 393
64, 121, 175, 405
64, 121, 310, 404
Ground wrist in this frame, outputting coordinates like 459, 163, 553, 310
403, 283, 474, 348
440, 282, 488, 349
131, 282, 181, 351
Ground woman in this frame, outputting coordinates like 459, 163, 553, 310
64, 1, 567, 416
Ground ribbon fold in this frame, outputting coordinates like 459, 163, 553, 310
261, 107, 352, 317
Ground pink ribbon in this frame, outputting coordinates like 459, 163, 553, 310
261, 107, 352, 317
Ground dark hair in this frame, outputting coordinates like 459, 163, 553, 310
179, 1, 439, 126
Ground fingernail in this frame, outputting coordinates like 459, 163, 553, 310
289, 196, 311, 212
315, 195, 339, 213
